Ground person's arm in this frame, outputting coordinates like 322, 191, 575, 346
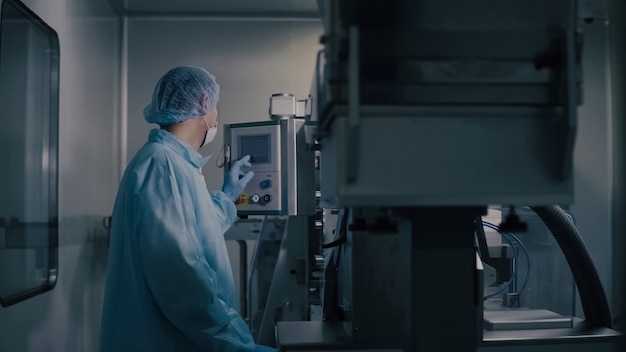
210, 154, 255, 233
209, 190, 238, 234
134, 164, 255, 352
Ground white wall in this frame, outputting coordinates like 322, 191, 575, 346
126, 17, 323, 302
0, 0, 122, 351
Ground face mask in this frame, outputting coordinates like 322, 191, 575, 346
201, 116, 218, 147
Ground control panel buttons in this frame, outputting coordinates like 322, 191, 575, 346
250, 194, 261, 203
263, 194, 272, 203
259, 179, 272, 190
235, 194, 247, 205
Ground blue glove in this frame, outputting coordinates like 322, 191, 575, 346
255, 345, 277, 352
222, 155, 254, 201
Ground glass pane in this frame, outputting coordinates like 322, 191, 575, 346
0, 0, 59, 307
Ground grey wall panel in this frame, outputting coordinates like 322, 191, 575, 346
0, 0, 122, 351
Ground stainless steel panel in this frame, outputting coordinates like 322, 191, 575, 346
484, 309, 573, 331
229, 122, 283, 213
294, 120, 316, 215
320, 111, 574, 206
224, 218, 263, 241
252, 216, 311, 346
282, 120, 297, 215
227, 119, 315, 215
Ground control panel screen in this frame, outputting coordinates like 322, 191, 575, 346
238, 134, 271, 164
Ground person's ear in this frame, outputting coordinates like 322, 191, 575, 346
201, 95, 209, 111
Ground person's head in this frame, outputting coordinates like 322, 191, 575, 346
143, 65, 220, 150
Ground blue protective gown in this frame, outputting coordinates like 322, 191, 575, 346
100, 129, 255, 352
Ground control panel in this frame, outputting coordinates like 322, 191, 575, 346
236, 171, 281, 212
224, 119, 315, 216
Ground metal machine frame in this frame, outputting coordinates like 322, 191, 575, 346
274, 0, 622, 351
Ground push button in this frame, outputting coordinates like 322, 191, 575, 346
235, 194, 247, 205
260, 179, 272, 189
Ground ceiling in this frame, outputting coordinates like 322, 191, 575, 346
108, 0, 321, 17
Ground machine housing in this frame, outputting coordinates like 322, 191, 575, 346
224, 119, 316, 216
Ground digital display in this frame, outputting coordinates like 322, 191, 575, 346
239, 134, 271, 164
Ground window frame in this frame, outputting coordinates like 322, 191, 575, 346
0, 0, 60, 307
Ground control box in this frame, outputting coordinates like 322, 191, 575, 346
224, 119, 315, 216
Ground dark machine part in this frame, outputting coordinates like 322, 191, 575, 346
394, 207, 486, 351
309, 208, 324, 305
532, 205, 613, 328
475, 216, 491, 262
321, 209, 349, 322
310, 149, 326, 306
475, 216, 514, 286
249, 237, 282, 338
499, 206, 528, 233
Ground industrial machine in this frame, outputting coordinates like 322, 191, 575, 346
223, 104, 324, 347
269, 0, 622, 351
224, 118, 315, 216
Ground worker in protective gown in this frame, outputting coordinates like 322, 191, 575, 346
100, 65, 275, 352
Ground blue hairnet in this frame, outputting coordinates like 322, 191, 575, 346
143, 65, 220, 125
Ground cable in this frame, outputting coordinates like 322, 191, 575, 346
216, 144, 230, 168
483, 227, 518, 300
531, 205, 613, 328
321, 236, 346, 249
505, 231, 531, 293
483, 221, 531, 295
475, 216, 490, 262
487, 223, 531, 293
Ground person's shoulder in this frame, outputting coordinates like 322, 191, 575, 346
137, 141, 170, 160
121, 144, 178, 194
127, 142, 177, 174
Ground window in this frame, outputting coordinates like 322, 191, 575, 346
0, 0, 59, 307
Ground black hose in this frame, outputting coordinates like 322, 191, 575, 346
531, 205, 613, 328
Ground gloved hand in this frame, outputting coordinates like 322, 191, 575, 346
222, 155, 254, 202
